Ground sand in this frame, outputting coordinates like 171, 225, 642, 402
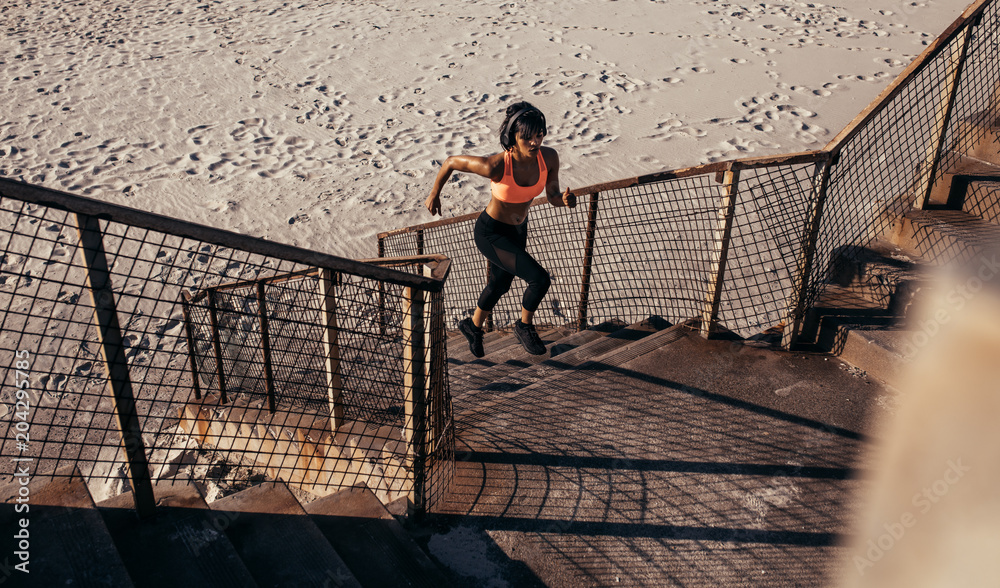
0, 0, 970, 259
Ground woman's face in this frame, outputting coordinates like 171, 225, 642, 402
514, 131, 545, 156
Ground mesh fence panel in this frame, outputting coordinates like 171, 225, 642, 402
382, 167, 823, 339
585, 178, 718, 328
0, 186, 453, 511
721, 163, 822, 335
0, 200, 123, 488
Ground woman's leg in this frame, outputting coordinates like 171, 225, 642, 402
474, 216, 550, 320
475, 262, 516, 319
472, 307, 488, 329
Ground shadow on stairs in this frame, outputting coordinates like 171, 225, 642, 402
419, 314, 892, 586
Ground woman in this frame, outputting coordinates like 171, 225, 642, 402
425, 102, 576, 357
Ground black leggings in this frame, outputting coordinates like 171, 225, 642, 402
473, 210, 550, 313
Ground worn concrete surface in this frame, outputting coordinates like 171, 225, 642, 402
420, 326, 894, 587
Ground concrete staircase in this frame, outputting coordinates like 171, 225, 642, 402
0, 467, 452, 587
1, 314, 894, 586
427, 310, 888, 586
801, 149, 1000, 388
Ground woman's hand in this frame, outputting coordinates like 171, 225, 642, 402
425, 155, 493, 216
563, 189, 576, 208
425, 192, 441, 216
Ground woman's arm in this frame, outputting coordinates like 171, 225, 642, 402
543, 148, 576, 208
425, 155, 495, 216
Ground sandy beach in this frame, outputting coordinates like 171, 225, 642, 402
0, 0, 969, 259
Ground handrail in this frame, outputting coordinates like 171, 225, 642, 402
823, 0, 990, 155
377, 151, 833, 241
0, 177, 447, 293
184, 254, 452, 303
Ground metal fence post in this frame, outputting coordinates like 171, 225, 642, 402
701, 169, 741, 338
207, 290, 229, 404
781, 159, 833, 349
256, 281, 277, 414
577, 192, 600, 332
180, 294, 202, 400
74, 213, 157, 519
319, 269, 345, 430
915, 24, 976, 209
403, 286, 428, 516
377, 236, 388, 337
427, 288, 446, 491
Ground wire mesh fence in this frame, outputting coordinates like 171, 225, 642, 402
720, 162, 824, 336
381, 161, 826, 340
0, 179, 453, 515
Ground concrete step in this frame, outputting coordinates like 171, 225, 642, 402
447, 323, 571, 369
97, 481, 258, 588
889, 209, 1000, 267
453, 317, 673, 410
457, 319, 696, 425
209, 482, 361, 588
925, 152, 1000, 207
963, 179, 1000, 226
827, 240, 940, 320
0, 466, 135, 587
817, 321, 916, 388
305, 485, 454, 588
177, 396, 413, 505
449, 323, 598, 397
951, 109, 1000, 166
447, 328, 509, 365
800, 283, 924, 387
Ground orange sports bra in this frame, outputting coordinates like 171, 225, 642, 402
490, 150, 547, 204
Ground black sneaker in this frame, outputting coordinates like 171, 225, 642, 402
458, 318, 485, 358
513, 320, 546, 355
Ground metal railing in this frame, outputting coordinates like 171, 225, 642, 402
379, 0, 998, 347
0, 179, 454, 518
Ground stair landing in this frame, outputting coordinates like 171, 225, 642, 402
425, 323, 889, 587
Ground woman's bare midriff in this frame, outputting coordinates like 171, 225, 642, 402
485, 197, 533, 225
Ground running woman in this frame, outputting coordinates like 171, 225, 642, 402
425, 102, 576, 357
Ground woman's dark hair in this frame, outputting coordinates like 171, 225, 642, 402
499, 102, 547, 151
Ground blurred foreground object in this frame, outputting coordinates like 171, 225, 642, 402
840, 248, 1000, 587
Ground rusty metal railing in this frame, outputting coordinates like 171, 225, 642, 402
0, 178, 454, 519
